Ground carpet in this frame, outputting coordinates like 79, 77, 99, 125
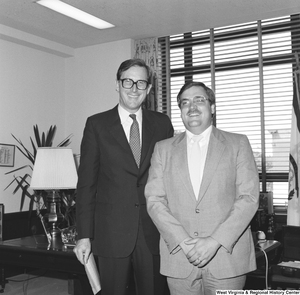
3, 269, 70, 295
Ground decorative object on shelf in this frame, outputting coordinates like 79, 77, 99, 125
61, 225, 77, 246
134, 38, 158, 111
251, 191, 274, 233
267, 213, 276, 240
259, 191, 273, 214
30, 147, 78, 242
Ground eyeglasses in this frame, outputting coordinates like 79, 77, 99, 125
120, 78, 149, 90
179, 95, 209, 108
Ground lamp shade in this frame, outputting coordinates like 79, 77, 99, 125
30, 147, 78, 190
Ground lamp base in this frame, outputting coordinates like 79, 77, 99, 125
49, 226, 63, 238
43, 190, 64, 241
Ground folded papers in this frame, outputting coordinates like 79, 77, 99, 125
278, 261, 300, 269
85, 253, 101, 294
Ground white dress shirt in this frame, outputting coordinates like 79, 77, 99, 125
186, 125, 212, 198
118, 104, 142, 143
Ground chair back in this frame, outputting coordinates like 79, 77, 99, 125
282, 225, 300, 262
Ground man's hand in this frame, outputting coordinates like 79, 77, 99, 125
179, 237, 196, 256
73, 238, 91, 265
185, 237, 221, 267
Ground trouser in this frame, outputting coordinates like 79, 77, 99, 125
97, 224, 169, 295
167, 267, 246, 295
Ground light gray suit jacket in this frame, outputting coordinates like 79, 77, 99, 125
145, 126, 259, 279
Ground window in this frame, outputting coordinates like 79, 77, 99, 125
157, 14, 300, 207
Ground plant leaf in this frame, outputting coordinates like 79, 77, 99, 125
12, 174, 31, 195
3, 177, 18, 191
30, 137, 37, 162
5, 165, 32, 175
11, 176, 33, 211
29, 195, 36, 215
45, 125, 56, 146
57, 134, 73, 147
33, 125, 42, 147
41, 132, 46, 147
20, 184, 29, 211
12, 134, 34, 164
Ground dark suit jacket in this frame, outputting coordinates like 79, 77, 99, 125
76, 105, 174, 258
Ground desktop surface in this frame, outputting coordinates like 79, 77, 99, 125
0, 234, 75, 254
0, 235, 93, 294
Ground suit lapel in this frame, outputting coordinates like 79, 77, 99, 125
198, 128, 226, 203
173, 133, 196, 202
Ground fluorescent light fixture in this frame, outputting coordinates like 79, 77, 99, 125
36, 0, 115, 29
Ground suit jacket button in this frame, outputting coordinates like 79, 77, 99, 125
195, 209, 200, 213
194, 232, 198, 236
135, 203, 139, 207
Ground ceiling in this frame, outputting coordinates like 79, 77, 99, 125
1, 0, 300, 49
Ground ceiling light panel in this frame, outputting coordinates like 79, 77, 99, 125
36, 0, 115, 29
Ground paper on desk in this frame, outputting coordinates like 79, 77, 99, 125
278, 261, 300, 269
85, 253, 101, 294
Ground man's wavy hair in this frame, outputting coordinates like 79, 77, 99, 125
177, 81, 216, 108
116, 59, 152, 83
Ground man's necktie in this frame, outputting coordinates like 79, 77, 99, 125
189, 135, 202, 199
129, 114, 141, 167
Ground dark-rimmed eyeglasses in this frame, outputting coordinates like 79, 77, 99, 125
120, 78, 149, 90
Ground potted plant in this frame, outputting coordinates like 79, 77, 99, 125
5, 125, 76, 230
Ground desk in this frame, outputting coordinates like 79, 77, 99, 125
256, 240, 281, 259
245, 240, 281, 289
255, 240, 281, 268
0, 235, 92, 294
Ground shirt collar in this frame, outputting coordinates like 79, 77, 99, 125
118, 104, 142, 124
186, 125, 212, 144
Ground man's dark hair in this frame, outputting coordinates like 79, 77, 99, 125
116, 59, 152, 83
177, 81, 216, 108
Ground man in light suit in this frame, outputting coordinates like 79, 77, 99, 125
74, 59, 174, 295
145, 81, 259, 294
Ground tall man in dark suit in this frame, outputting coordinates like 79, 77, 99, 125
73, 59, 174, 295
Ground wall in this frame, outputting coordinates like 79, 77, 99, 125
0, 32, 133, 213
0, 38, 66, 213
65, 39, 133, 155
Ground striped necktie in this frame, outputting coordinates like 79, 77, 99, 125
129, 114, 141, 167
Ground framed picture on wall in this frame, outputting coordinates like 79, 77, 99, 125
0, 144, 15, 167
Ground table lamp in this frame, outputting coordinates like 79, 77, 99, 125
30, 147, 78, 241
